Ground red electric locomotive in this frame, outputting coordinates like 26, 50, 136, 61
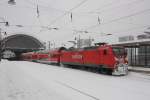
21, 43, 128, 75
60, 43, 128, 75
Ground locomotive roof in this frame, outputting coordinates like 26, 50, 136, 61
65, 45, 125, 51
66, 45, 106, 51
112, 46, 124, 48
94, 42, 107, 46
83, 46, 99, 50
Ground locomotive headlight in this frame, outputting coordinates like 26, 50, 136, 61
115, 57, 119, 65
125, 57, 128, 64
115, 57, 118, 62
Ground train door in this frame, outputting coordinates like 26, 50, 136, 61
100, 47, 113, 67
102, 48, 108, 64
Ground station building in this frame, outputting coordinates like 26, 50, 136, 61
114, 34, 150, 68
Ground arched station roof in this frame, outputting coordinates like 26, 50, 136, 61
1, 34, 44, 52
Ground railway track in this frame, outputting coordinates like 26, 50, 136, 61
55, 80, 101, 100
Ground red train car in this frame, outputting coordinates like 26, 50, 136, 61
60, 43, 128, 75
21, 51, 49, 62
36, 47, 66, 64
35, 50, 60, 64
46, 47, 67, 64
34, 51, 48, 63
21, 52, 39, 61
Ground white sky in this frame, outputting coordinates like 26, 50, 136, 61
0, 0, 150, 47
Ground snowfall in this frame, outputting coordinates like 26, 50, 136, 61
0, 60, 150, 100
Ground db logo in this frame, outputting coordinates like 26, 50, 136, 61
72, 55, 82, 59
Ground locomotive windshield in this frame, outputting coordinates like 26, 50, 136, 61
113, 47, 126, 56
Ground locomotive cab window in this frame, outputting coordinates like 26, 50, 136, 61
113, 47, 125, 56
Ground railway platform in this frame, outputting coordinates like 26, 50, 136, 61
128, 66, 150, 74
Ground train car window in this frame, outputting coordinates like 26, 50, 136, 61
103, 49, 107, 55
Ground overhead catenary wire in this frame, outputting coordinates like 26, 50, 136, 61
35, 8, 150, 36
66, 24, 150, 36
71, 0, 146, 20
85, 8, 150, 31
23, 0, 141, 16
67, 0, 144, 16
24, 0, 67, 13
12, 6, 150, 34
89, 24, 150, 35
24, 0, 138, 18
49, 0, 149, 34
88, 0, 145, 14
21, 0, 146, 23
88, 0, 122, 13
22, 0, 137, 16
12, 0, 150, 37
47, 0, 89, 26
110, 24, 150, 34
44, 0, 148, 34
35, 0, 89, 34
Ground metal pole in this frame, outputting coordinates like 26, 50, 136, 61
135, 48, 136, 66
145, 46, 147, 67
48, 41, 50, 50
0, 28, 2, 61
131, 48, 133, 66
53, 42, 55, 49
78, 34, 81, 48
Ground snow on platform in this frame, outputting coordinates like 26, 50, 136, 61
0, 60, 150, 100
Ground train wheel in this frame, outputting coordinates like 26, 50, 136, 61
100, 68, 107, 74
107, 69, 113, 75
99, 68, 112, 75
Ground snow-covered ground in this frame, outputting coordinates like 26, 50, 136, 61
0, 60, 150, 100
